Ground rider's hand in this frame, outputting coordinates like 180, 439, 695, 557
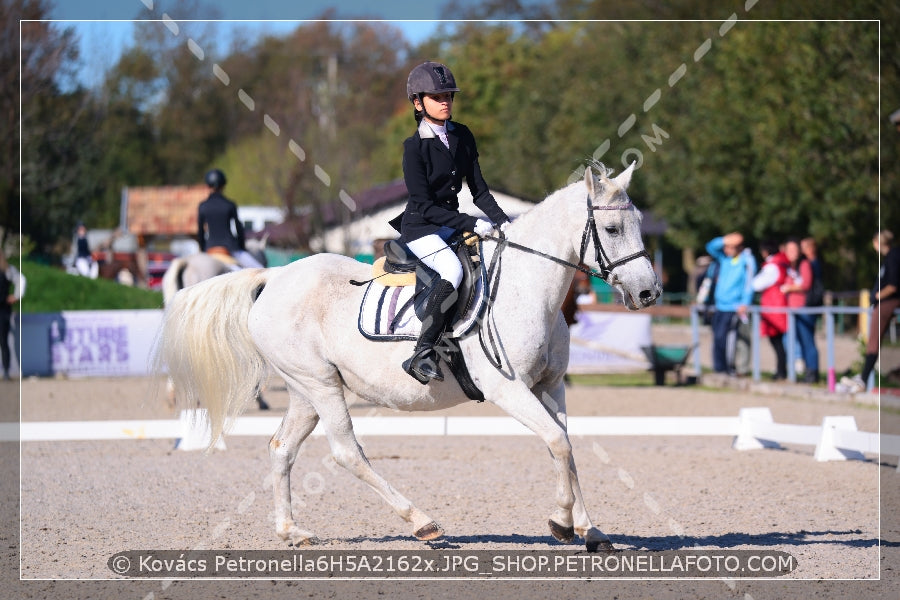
500, 221, 511, 233
474, 219, 494, 237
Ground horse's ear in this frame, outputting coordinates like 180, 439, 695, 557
584, 165, 597, 199
613, 161, 636, 190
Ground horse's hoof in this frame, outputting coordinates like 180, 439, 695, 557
586, 539, 617, 553
288, 535, 319, 547
414, 521, 444, 541
280, 525, 320, 547
548, 519, 575, 543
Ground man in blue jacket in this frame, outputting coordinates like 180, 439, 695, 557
706, 232, 757, 374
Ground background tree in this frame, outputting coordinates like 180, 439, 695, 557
16, 0, 97, 258
16, 0, 894, 293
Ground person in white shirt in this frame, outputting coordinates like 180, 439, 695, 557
0, 249, 25, 380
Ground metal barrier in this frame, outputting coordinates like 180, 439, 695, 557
689, 304, 900, 391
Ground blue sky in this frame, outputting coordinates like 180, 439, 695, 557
47, 0, 495, 88
49, 0, 468, 21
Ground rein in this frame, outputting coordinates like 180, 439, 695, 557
477, 194, 650, 369
483, 194, 650, 282
348, 194, 651, 372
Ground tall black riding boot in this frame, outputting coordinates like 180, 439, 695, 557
402, 279, 457, 384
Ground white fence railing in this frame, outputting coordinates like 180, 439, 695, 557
12, 408, 900, 469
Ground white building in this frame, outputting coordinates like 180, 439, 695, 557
238, 205, 286, 233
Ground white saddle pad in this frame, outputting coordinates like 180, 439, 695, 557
358, 270, 487, 342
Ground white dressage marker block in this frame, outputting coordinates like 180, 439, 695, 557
175, 409, 226, 451
732, 407, 782, 451
814, 416, 865, 462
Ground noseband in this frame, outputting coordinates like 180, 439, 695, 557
579, 194, 651, 281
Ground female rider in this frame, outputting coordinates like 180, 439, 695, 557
389, 61, 510, 384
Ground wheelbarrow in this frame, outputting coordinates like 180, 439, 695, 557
641, 344, 697, 386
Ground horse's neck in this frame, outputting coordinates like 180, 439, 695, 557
489, 184, 581, 320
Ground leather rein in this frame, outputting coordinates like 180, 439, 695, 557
476, 193, 650, 369
483, 192, 650, 282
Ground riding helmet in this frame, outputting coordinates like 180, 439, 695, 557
406, 61, 460, 102
204, 168, 227, 189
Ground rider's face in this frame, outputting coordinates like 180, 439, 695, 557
416, 92, 453, 124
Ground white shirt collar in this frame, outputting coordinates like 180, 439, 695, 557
418, 119, 454, 139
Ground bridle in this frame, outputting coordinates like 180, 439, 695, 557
578, 193, 651, 281
484, 192, 650, 284
476, 194, 651, 370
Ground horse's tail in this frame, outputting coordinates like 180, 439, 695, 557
161, 257, 188, 307
155, 267, 270, 448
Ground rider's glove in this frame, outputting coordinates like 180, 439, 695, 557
474, 219, 494, 237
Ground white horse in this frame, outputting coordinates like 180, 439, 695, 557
156, 163, 661, 551
161, 237, 269, 306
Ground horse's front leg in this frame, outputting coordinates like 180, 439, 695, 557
534, 377, 615, 553
490, 380, 584, 544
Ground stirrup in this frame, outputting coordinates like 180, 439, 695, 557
402, 348, 444, 384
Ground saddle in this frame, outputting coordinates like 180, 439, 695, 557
360, 233, 482, 337
357, 233, 486, 401
206, 246, 238, 266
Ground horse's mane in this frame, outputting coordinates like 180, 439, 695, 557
585, 160, 614, 179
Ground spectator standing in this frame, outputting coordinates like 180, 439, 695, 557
841, 230, 900, 393
0, 249, 25, 380
573, 269, 598, 306
752, 241, 790, 380
74, 223, 99, 279
782, 238, 820, 383
801, 236, 825, 321
705, 232, 757, 375
694, 255, 718, 326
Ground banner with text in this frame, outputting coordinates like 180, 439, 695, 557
567, 310, 651, 373
47, 310, 163, 377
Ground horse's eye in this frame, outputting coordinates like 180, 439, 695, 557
605, 226, 619, 236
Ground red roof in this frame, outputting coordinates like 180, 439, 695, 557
125, 185, 208, 236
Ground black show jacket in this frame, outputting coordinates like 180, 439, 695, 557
197, 192, 245, 253
390, 119, 509, 244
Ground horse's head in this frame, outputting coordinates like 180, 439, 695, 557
576, 163, 662, 310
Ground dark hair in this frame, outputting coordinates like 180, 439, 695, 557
759, 239, 779, 256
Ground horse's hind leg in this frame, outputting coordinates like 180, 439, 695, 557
293, 374, 443, 542
269, 394, 320, 545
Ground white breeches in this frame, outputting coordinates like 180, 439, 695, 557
234, 250, 265, 269
75, 257, 98, 279
405, 228, 463, 288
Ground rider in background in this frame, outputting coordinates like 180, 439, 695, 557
389, 61, 511, 384
197, 169, 264, 269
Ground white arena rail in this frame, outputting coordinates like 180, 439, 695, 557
10, 408, 900, 469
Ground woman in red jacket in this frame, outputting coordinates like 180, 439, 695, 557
752, 240, 790, 380
782, 238, 820, 383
